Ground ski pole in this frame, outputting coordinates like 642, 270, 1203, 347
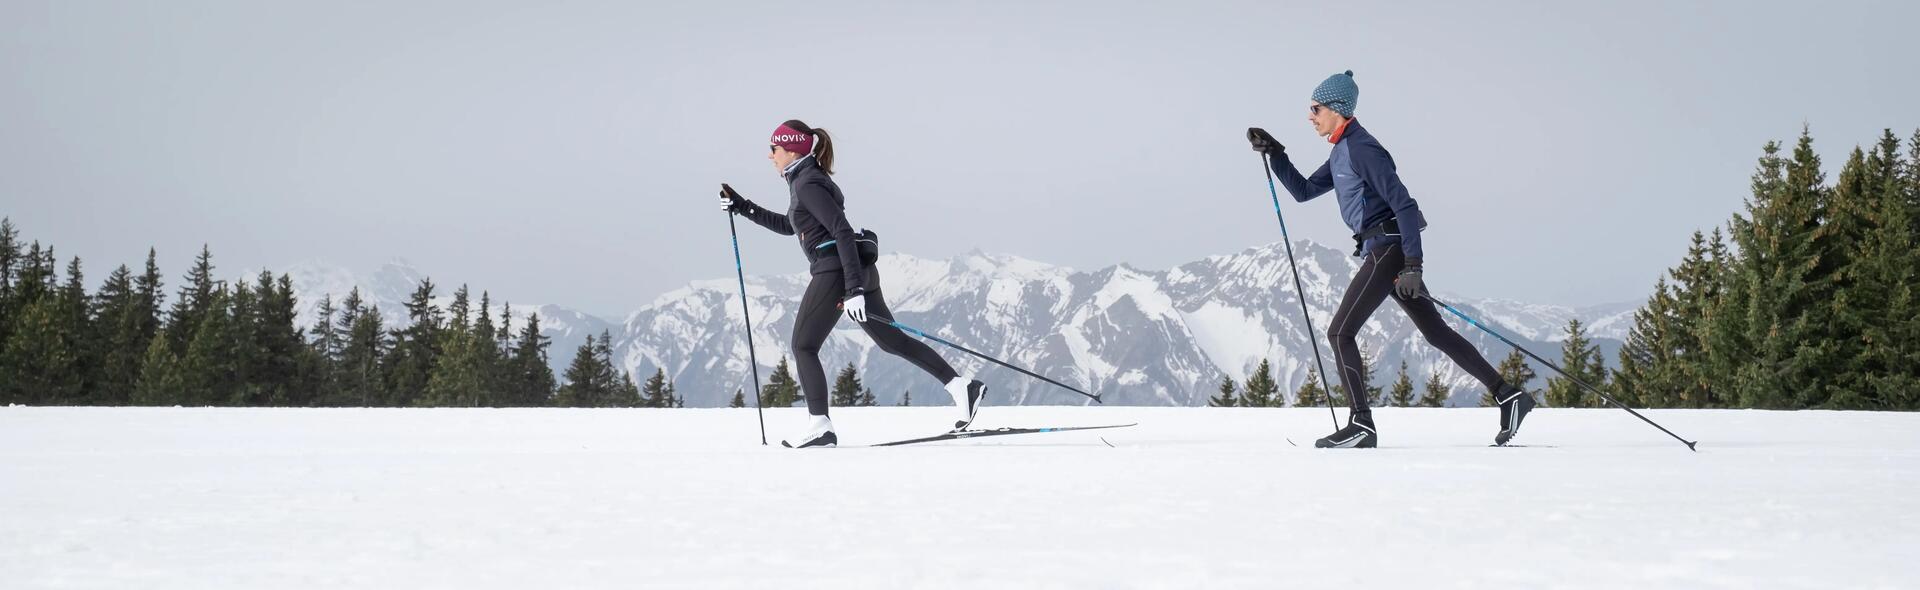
1257, 150, 1340, 429
869, 313, 1103, 404
1425, 295, 1699, 451
726, 212, 768, 445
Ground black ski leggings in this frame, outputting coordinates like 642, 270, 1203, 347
794, 265, 959, 416
1327, 243, 1503, 411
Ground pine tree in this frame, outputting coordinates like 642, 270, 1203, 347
421, 285, 482, 408
165, 245, 218, 355
557, 334, 605, 408
0, 219, 20, 352
495, 302, 514, 357
446, 285, 471, 335
730, 389, 747, 408
132, 248, 164, 356
246, 272, 303, 406
178, 287, 237, 406
508, 311, 556, 406
471, 292, 504, 406
1728, 130, 1836, 409
56, 257, 96, 404
336, 291, 389, 407
610, 370, 642, 408
226, 278, 262, 405
424, 330, 485, 407
11, 242, 52, 310
897, 390, 912, 406
0, 294, 83, 404
1387, 361, 1415, 407
1243, 358, 1278, 407
1418, 372, 1450, 408
1615, 279, 1676, 407
0, 235, 69, 405
1878, 130, 1920, 408
1825, 131, 1917, 409
830, 363, 865, 407
761, 358, 801, 408
1489, 349, 1535, 407
641, 368, 673, 408
1545, 319, 1606, 408
593, 330, 619, 405
308, 294, 342, 404
132, 330, 184, 405
92, 264, 143, 405
1209, 375, 1240, 407
1696, 228, 1739, 407
1664, 231, 1727, 408
385, 279, 442, 406
1294, 368, 1329, 409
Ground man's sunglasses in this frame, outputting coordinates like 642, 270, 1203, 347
1310, 101, 1346, 115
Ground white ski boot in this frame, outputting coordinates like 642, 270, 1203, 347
781, 414, 837, 448
944, 376, 988, 431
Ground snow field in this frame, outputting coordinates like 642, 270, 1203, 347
3, 406, 1916, 589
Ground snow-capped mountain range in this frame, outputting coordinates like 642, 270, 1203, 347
264, 242, 1635, 408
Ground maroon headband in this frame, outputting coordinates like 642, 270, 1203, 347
770, 124, 814, 156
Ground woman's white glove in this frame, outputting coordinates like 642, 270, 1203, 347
841, 293, 868, 323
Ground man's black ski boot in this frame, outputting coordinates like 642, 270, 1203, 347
1315, 411, 1378, 449
1494, 384, 1536, 446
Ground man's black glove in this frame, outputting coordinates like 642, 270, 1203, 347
719, 183, 750, 214
1246, 127, 1285, 156
1394, 259, 1426, 300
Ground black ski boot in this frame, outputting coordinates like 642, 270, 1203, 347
1494, 384, 1536, 446
1314, 411, 1378, 449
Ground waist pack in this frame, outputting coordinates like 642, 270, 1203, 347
1351, 214, 1428, 257
1350, 218, 1401, 256
812, 229, 880, 266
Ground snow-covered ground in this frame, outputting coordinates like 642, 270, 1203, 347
3, 406, 1915, 589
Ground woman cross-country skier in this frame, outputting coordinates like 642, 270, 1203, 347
1247, 71, 1535, 448
720, 120, 987, 448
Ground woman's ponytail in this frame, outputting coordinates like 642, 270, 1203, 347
782, 119, 835, 175
812, 127, 835, 175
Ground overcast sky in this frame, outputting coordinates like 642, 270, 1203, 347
3, 0, 1915, 316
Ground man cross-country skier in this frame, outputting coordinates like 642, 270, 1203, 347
1247, 71, 1535, 448
720, 120, 988, 448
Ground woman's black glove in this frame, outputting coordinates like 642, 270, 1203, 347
719, 183, 750, 214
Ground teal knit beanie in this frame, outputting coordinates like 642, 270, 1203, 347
1312, 70, 1359, 118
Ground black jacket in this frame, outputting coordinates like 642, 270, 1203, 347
737, 156, 869, 294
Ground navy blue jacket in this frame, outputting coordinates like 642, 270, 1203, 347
736, 156, 869, 294
1268, 119, 1428, 261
